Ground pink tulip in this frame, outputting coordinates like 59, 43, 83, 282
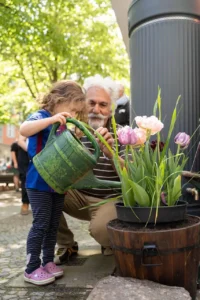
174, 132, 190, 149
117, 126, 138, 145
135, 116, 164, 135
133, 127, 147, 145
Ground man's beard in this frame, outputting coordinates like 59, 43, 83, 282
88, 113, 107, 130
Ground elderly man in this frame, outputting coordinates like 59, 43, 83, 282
55, 75, 124, 264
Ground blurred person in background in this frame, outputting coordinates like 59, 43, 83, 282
10, 139, 20, 192
18, 134, 30, 215
114, 83, 130, 126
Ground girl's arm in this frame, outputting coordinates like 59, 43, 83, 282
20, 118, 53, 137
20, 112, 71, 137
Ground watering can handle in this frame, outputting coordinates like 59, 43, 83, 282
47, 118, 100, 162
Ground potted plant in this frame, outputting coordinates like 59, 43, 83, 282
94, 89, 200, 300
112, 90, 190, 224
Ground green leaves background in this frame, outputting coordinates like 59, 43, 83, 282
0, 0, 129, 123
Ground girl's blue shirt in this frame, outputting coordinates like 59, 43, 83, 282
26, 109, 53, 192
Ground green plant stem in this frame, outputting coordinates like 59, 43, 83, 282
125, 145, 129, 167
130, 146, 136, 164
175, 144, 181, 167
157, 132, 160, 163
111, 112, 119, 157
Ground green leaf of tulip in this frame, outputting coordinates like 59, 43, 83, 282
121, 168, 136, 207
170, 175, 182, 206
128, 180, 150, 207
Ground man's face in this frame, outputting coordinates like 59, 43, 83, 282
86, 87, 112, 129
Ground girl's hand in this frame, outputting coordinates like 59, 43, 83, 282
50, 112, 72, 125
20, 112, 73, 137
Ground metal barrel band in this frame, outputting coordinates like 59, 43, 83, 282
111, 243, 200, 255
111, 242, 200, 267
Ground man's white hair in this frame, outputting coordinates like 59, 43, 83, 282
83, 74, 120, 108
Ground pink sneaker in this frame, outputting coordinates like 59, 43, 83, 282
43, 262, 64, 278
24, 267, 55, 285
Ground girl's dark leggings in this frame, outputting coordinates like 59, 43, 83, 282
26, 189, 64, 273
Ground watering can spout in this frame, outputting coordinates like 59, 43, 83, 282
70, 170, 121, 190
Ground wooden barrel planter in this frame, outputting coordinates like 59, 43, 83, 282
107, 216, 200, 300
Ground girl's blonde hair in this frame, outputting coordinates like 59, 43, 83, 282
39, 80, 87, 137
39, 80, 86, 114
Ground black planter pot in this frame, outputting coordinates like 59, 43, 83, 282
115, 201, 187, 223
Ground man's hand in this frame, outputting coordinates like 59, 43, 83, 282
95, 127, 114, 159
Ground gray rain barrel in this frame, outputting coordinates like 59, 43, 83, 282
128, 0, 200, 171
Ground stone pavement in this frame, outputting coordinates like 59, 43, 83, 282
1, 190, 200, 300
0, 187, 21, 220
0, 190, 114, 300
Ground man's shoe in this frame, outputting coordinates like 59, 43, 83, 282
20, 204, 29, 215
101, 246, 113, 256
54, 242, 78, 265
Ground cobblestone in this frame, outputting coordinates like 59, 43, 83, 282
2, 296, 18, 300
17, 292, 27, 297
0, 287, 92, 300
29, 292, 45, 297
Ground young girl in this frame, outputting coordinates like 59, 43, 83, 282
20, 80, 86, 285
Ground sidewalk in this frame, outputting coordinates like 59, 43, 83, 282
1, 191, 200, 300
0, 188, 21, 220
0, 191, 114, 300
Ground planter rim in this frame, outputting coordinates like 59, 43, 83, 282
128, 0, 200, 36
108, 215, 200, 234
116, 200, 187, 209
115, 201, 189, 226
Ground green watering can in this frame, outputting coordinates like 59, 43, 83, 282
33, 118, 121, 194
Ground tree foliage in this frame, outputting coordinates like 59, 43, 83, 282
0, 0, 129, 123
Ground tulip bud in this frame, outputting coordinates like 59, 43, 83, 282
117, 126, 138, 145
174, 132, 190, 149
